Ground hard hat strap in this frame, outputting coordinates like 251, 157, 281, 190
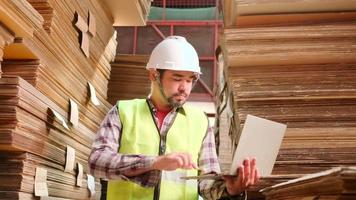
192, 73, 199, 87
155, 72, 170, 105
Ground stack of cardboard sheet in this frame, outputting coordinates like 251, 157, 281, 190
215, 108, 233, 172
0, 152, 101, 200
214, 51, 299, 200
222, 23, 356, 67
139, 0, 152, 18
219, 25, 356, 198
104, 0, 152, 26
262, 167, 356, 200
221, 23, 356, 173
27, 0, 54, 33
0, 76, 97, 161
223, 0, 356, 27
108, 54, 151, 104
218, 1, 356, 199
0, 76, 102, 199
1, 59, 112, 134
152, 0, 217, 7
0, 0, 126, 199
213, 53, 233, 172
2, 0, 117, 133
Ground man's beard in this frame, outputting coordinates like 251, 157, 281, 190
167, 92, 188, 108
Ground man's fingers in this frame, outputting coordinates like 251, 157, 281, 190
177, 154, 189, 168
174, 154, 184, 167
224, 158, 260, 196
184, 153, 194, 169
239, 158, 259, 188
250, 158, 256, 184
243, 158, 251, 187
153, 153, 198, 171
191, 161, 199, 169
254, 168, 260, 185
172, 153, 197, 169
244, 158, 251, 177
184, 153, 199, 169
238, 164, 244, 186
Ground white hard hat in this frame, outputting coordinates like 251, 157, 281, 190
146, 36, 201, 74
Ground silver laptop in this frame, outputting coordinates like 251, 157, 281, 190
181, 114, 287, 180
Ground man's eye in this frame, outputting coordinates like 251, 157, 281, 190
173, 78, 181, 81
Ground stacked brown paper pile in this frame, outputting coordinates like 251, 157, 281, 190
0, 76, 102, 199
0, 0, 124, 199
218, 1, 356, 199
221, 22, 356, 174
152, 0, 217, 7
262, 167, 356, 199
108, 54, 150, 104
27, 0, 54, 33
222, 23, 356, 67
215, 108, 233, 172
2, 60, 112, 134
0, 152, 101, 200
219, 24, 356, 198
214, 54, 234, 172
139, 0, 152, 19
104, 0, 152, 26
223, 0, 356, 27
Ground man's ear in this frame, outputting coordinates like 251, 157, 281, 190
148, 70, 158, 81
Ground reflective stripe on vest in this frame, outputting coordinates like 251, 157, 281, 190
107, 99, 208, 200
161, 170, 198, 187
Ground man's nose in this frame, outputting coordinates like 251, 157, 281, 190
178, 81, 188, 92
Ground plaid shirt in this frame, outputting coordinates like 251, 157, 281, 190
89, 99, 245, 200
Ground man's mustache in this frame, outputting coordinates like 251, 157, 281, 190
172, 92, 188, 98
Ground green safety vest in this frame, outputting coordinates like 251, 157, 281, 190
107, 99, 208, 200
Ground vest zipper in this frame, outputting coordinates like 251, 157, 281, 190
147, 100, 165, 200
154, 133, 165, 200
146, 100, 179, 200
153, 124, 167, 200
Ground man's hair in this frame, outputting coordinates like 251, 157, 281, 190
157, 69, 166, 80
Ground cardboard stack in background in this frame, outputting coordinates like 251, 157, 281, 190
218, 0, 356, 199
104, 0, 152, 26
108, 54, 151, 104
223, 0, 356, 27
214, 53, 233, 172
0, 0, 118, 199
262, 167, 356, 199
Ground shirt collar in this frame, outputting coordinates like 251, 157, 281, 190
146, 97, 186, 116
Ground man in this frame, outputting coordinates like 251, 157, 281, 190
89, 36, 259, 200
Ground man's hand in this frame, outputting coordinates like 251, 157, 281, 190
152, 153, 198, 171
223, 158, 259, 196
